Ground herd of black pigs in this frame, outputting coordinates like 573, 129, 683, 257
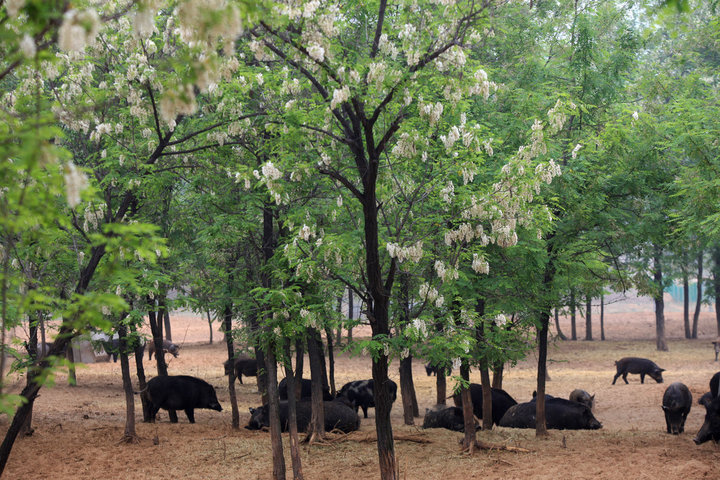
132, 349, 720, 445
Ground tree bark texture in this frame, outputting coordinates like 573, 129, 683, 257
714, 245, 720, 337
683, 272, 691, 339
570, 289, 577, 340
118, 323, 137, 439
283, 343, 304, 479
693, 250, 703, 339
554, 308, 567, 340
265, 347, 286, 480
223, 303, 240, 429
654, 245, 668, 351
306, 327, 326, 442
399, 356, 417, 424
163, 309, 172, 342
460, 363, 476, 452
585, 295, 593, 341
600, 295, 605, 341
324, 326, 336, 397
207, 310, 213, 344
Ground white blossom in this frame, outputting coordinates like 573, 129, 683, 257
307, 44, 325, 62
58, 9, 100, 52
632, 111, 639, 120
330, 85, 350, 109
64, 162, 89, 208
6, 0, 25, 18
472, 253, 489, 274
20, 34, 36, 59
261, 161, 282, 180
571, 143, 582, 159
495, 313, 508, 326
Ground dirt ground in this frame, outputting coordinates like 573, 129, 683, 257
3, 302, 720, 479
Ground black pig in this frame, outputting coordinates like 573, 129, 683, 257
278, 378, 333, 401
499, 397, 602, 430
695, 395, 720, 444
422, 405, 477, 432
569, 389, 595, 411
147, 339, 180, 360
337, 379, 397, 418
245, 400, 360, 433
710, 371, 720, 397
452, 383, 517, 426
662, 382, 692, 435
223, 355, 257, 384
145, 375, 222, 423
612, 357, 664, 384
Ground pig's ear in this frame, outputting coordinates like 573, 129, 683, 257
661, 405, 668, 411
249, 407, 256, 414
659, 368, 666, 372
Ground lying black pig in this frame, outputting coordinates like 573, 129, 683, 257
499, 397, 602, 430
245, 399, 360, 433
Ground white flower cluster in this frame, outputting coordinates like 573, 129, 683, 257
64, 162, 89, 208
469, 69, 496, 100
434, 260, 458, 282
90, 123, 113, 143
444, 222, 475, 246
367, 62, 386, 85
58, 9, 100, 52
261, 161, 282, 180
298, 224, 316, 241
440, 181, 455, 203
435, 46, 466, 71
386, 241, 423, 263
632, 111, 639, 120
547, 99, 574, 134
571, 143, 582, 159
133, 0, 162, 39
176, 0, 243, 55
83, 204, 105, 231
159, 83, 197, 126
412, 317, 428, 338
472, 253, 489, 274
378, 34, 399, 60
20, 34, 36, 58
420, 101, 444, 127
535, 159, 562, 185
6, 0, 25, 18
308, 43, 325, 62
495, 313, 508, 326
330, 85, 350, 110
391, 132, 419, 158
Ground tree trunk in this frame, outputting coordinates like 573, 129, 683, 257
654, 244, 668, 351
536, 238, 556, 437
714, 245, 720, 337
693, 249, 703, 339
294, 339, 304, 400
554, 308, 567, 340
480, 366, 493, 431
306, 327, 326, 442
460, 362, 476, 452
207, 310, 213, 344
491, 363, 504, 390
163, 309, 172, 342
148, 298, 177, 422
223, 303, 240, 429
21, 315, 39, 436
283, 343, 304, 479
135, 337, 151, 423
436, 369, 447, 406
600, 294, 605, 341
118, 322, 137, 441
348, 287, 354, 320
324, 326, 336, 397
265, 347, 286, 479
570, 289, 577, 340
584, 295, 593, 341
399, 356, 417, 424
683, 270, 691, 339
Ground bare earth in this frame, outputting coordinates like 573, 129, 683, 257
3, 302, 720, 479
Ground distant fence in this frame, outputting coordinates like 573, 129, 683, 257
665, 283, 705, 303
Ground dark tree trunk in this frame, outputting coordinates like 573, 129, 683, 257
436, 368, 447, 406
693, 249, 703, 339
714, 245, 720, 338
306, 327, 326, 442
324, 326, 336, 397
135, 337, 151, 423
21, 315, 39, 436
480, 366, 493, 431
265, 347, 286, 479
294, 339, 304, 400
584, 295, 593, 341
491, 363, 504, 390
348, 287, 354, 320
570, 289, 577, 340
683, 270, 691, 339
554, 308, 567, 340
163, 309, 172, 342
207, 310, 213, 344
654, 244, 668, 351
283, 343, 304, 480
118, 322, 137, 441
148, 298, 177, 422
600, 294, 605, 341
460, 362, 476, 452
536, 238, 556, 437
223, 303, 240, 429
39, 314, 46, 359
399, 356, 418, 424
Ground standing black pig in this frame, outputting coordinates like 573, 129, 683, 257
569, 389, 595, 411
337, 379, 397, 418
710, 371, 720, 397
148, 339, 180, 360
499, 397, 602, 430
662, 382, 692, 435
422, 405, 477, 432
245, 399, 360, 433
145, 375, 222, 423
278, 378, 333, 401
223, 355, 258, 384
694, 395, 720, 444
612, 357, 664, 384
452, 383, 517, 426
